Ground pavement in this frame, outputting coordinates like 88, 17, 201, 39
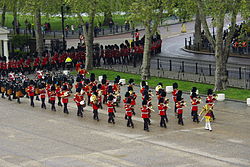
0, 82, 250, 167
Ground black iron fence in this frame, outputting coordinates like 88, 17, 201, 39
184, 36, 250, 55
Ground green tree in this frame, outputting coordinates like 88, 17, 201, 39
196, 0, 246, 91
129, 0, 173, 80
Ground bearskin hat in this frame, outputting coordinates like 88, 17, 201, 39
51, 85, 56, 91
108, 95, 114, 101
128, 79, 134, 84
173, 82, 178, 89
191, 87, 197, 93
76, 88, 81, 93
62, 85, 68, 91
207, 89, 213, 95
141, 81, 146, 87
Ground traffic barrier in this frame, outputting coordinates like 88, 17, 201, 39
120, 79, 126, 85
217, 94, 225, 101
247, 98, 250, 106
166, 86, 173, 93
98, 76, 103, 82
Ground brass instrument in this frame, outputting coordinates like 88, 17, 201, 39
62, 91, 70, 98
199, 104, 213, 122
90, 94, 98, 104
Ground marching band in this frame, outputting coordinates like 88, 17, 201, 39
0, 68, 217, 132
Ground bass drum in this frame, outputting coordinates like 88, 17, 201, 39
7, 89, 13, 95
16, 90, 24, 98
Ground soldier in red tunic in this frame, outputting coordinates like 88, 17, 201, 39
48, 86, 56, 111
172, 82, 179, 114
27, 80, 35, 107
176, 91, 186, 125
61, 85, 70, 114
91, 92, 99, 121
190, 92, 200, 123
158, 97, 168, 128
74, 88, 85, 117
125, 98, 134, 128
141, 100, 150, 132
56, 83, 63, 106
39, 83, 47, 109
107, 95, 115, 124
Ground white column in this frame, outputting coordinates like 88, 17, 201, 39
3, 40, 9, 62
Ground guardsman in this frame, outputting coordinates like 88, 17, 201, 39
39, 82, 47, 109
74, 88, 85, 117
107, 95, 115, 124
141, 100, 150, 132
56, 83, 63, 106
176, 90, 185, 125
90, 91, 99, 121
27, 80, 35, 107
190, 92, 200, 123
61, 85, 70, 114
48, 85, 56, 111
125, 98, 134, 128
135, 29, 140, 41
172, 82, 179, 114
158, 97, 168, 128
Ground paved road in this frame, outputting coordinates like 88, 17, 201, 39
0, 84, 250, 167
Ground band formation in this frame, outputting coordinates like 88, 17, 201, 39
0, 65, 217, 132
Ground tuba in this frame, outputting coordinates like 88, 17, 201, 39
90, 94, 98, 104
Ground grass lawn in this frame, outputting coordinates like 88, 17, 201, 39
71, 69, 250, 102
2, 13, 134, 31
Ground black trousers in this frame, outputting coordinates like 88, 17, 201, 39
127, 116, 134, 127
160, 115, 167, 127
77, 105, 83, 116
108, 112, 115, 123
93, 109, 99, 120
51, 100, 56, 111
58, 97, 62, 106
178, 113, 184, 125
63, 103, 69, 114
41, 98, 46, 109
30, 96, 34, 107
143, 118, 150, 130
192, 110, 199, 122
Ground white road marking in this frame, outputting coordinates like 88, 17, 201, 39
227, 139, 243, 144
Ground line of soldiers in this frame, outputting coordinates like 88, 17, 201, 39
0, 33, 162, 76
99, 34, 162, 67
0, 69, 217, 132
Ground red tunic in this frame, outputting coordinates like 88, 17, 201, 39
40, 89, 46, 99
172, 89, 178, 102
191, 99, 200, 111
125, 104, 132, 116
158, 104, 167, 116
61, 91, 70, 103
48, 91, 56, 101
176, 102, 183, 114
106, 101, 114, 113
74, 93, 84, 106
27, 86, 35, 97
141, 106, 149, 118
